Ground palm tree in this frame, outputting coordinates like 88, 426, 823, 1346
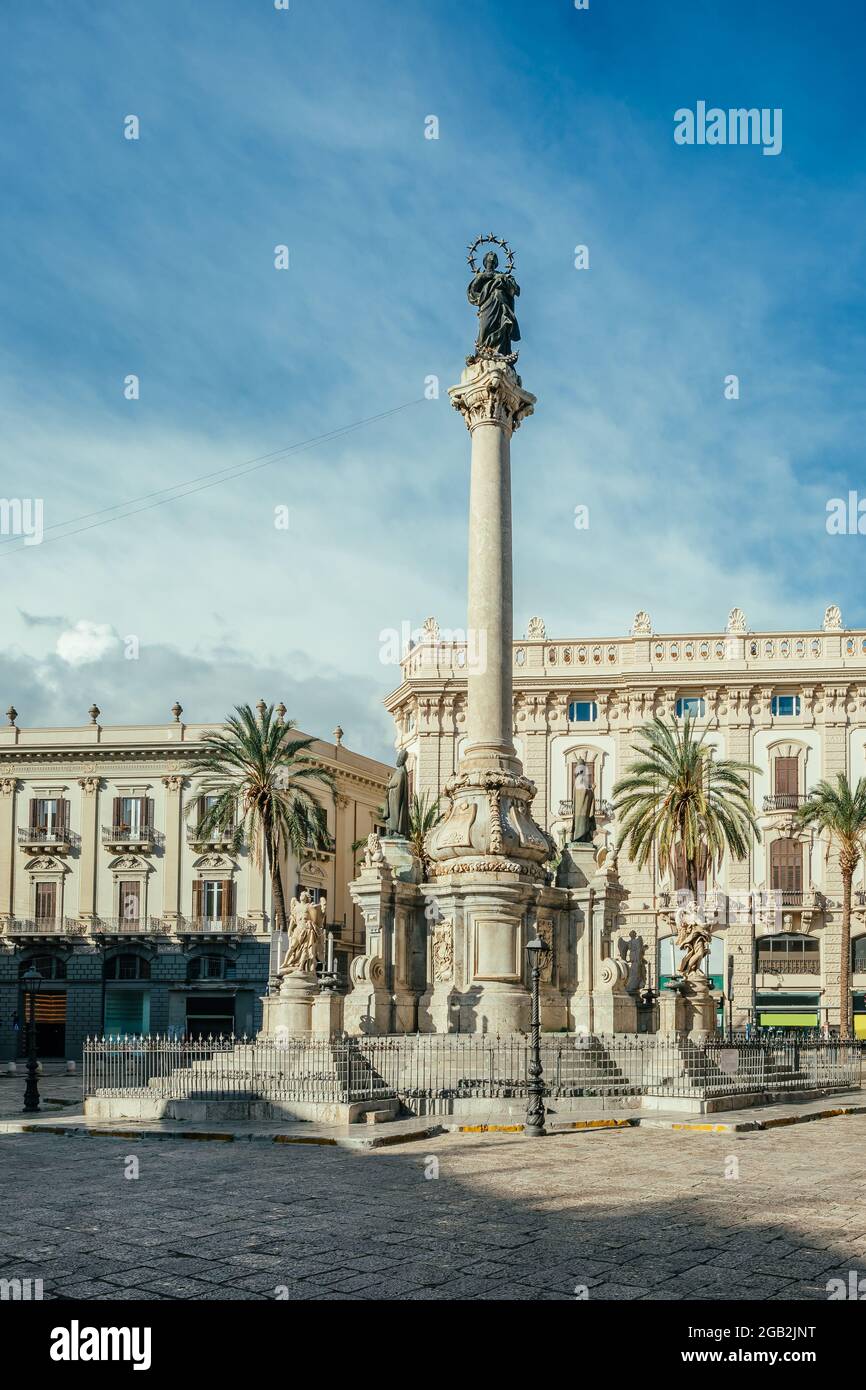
411, 790, 441, 873
798, 773, 866, 1037
186, 703, 335, 935
612, 715, 760, 903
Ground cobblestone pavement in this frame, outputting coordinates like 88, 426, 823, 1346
1, 1117, 865, 1301
0, 1075, 81, 1118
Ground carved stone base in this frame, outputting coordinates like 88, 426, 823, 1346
425, 767, 553, 878
659, 978, 715, 1039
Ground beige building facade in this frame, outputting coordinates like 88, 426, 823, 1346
0, 710, 388, 1059
386, 605, 866, 1035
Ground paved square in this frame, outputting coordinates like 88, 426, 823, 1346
1, 1116, 864, 1301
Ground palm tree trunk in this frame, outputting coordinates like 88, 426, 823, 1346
840, 865, 853, 1038
264, 819, 288, 935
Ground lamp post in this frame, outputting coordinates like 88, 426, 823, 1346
524, 933, 548, 1137
22, 965, 42, 1113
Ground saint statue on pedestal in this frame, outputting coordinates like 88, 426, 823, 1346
384, 749, 410, 838
570, 758, 596, 844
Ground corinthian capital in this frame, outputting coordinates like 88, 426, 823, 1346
449, 358, 536, 437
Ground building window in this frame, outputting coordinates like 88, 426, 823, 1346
295, 885, 325, 905
118, 881, 141, 923
34, 881, 58, 923
19, 954, 67, 980
112, 796, 150, 834
104, 954, 151, 981
29, 797, 68, 837
770, 838, 803, 903
188, 955, 235, 982
773, 756, 800, 808
675, 697, 705, 718
568, 700, 598, 722
852, 938, 866, 973
771, 695, 800, 717
192, 879, 234, 923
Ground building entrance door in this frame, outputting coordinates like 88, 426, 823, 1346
185, 995, 235, 1038
26, 991, 67, 1056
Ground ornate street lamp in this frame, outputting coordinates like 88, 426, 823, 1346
524, 933, 549, 1137
21, 965, 43, 1113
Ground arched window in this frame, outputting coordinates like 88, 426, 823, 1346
770, 838, 803, 904
104, 954, 151, 981
19, 954, 67, 980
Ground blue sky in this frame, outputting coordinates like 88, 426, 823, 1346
1, 0, 865, 760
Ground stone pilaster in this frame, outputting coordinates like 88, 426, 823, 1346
77, 776, 100, 921
0, 778, 15, 922
160, 775, 184, 922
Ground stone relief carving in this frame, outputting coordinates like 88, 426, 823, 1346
536, 918, 554, 982
432, 918, 454, 983
631, 610, 652, 637
526, 616, 546, 640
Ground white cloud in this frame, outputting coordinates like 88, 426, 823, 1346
55, 621, 119, 667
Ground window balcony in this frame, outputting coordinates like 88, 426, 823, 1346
763, 793, 804, 812
3, 917, 86, 937
101, 824, 163, 851
93, 917, 170, 937
17, 825, 79, 852
186, 824, 238, 850
756, 955, 820, 976
176, 915, 257, 936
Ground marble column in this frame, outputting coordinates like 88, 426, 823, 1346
424, 356, 558, 1035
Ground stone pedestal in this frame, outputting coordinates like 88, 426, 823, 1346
261, 970, 318, 1039
659, 977, 715, 1039
312, 990, 344, 1038
343, 834, 425, 1036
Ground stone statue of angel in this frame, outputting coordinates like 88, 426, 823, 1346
279, 891, 325, 975
673, 906, 712, 979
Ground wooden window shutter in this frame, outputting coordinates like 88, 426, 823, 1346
57, 798, 68, 832
113, 796, 121, 827
29, 798, 38, 831
222, 879, 233, 919
141, 796, 152, 828
775, 757, 798, 797
192, 880, 203, 920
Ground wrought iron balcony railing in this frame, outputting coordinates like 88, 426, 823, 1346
101, 825, 163, 848
763, 793, 804, 812
4, 917, 86, 936
186, 824, 238, 847
755, 955, 820, 976
176, 916, 257, 935
93, 917, 171, 936
17, 825, 80, 849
